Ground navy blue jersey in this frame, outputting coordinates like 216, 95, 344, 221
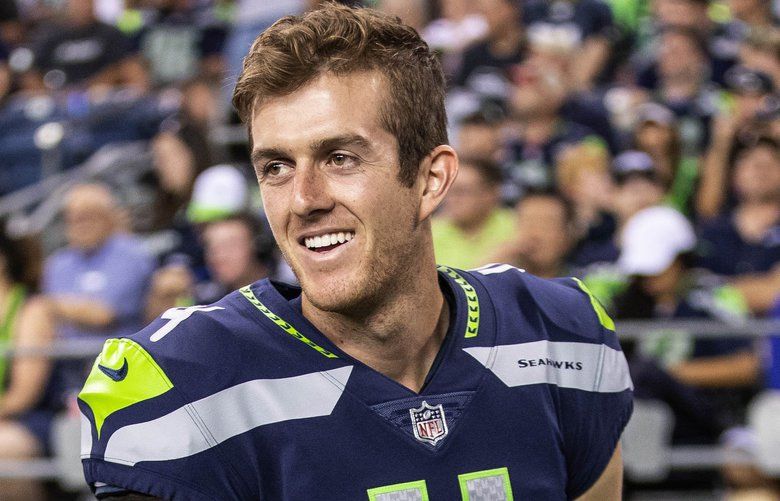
79, 264, 633, 500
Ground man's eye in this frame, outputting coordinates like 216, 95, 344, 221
328, 153, 357, 168
263, 162, 289, 177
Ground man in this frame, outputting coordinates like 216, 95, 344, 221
491, 191, 575, 279
697, 136, 780, 314
32, 0, 141, 89
431, 158, 515, 270
79, 5, 632, 500
43, 183, 155, 391
146, 214, 275, 319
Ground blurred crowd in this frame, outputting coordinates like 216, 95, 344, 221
0, 0, 778, 498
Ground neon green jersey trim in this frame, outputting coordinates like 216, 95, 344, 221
438, 265, 480, 338
239, 286, 339, 359
458, 467, 514, 501
79, 338, 173, 439
573, 277, 616, 331
367, 479, 429, 501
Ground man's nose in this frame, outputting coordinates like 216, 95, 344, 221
290, 163, 334, 218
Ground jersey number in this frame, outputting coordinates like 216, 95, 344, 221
366, 467, 513, 501
149, 306, 225, 342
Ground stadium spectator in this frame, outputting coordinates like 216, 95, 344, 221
454, 111, 502, 162
146, 213, 274, 320
611, 150, 666, 224
555, 142, 618, 268
738, 26, 780, 88
491, 190, 575, 278
432, 157, 515, 269
523, 0, 617, 90
503, 58, 606, 194
31, 0, 144, 89
421, 0, 487, 76
0, 227, 56, 501
453, 0, 525, 88
642, 26, 719, 155
697, 66, 776, 218
725, 0, 778, 38
573, 151, 667, 307
631, 102, 700, 214
126, 0, 229, 86
42, 183, 154, 390
614, 206, 758, 439
697, 136, 780, 314
644, 0, 738, 87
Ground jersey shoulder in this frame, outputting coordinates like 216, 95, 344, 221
462, 263, 615, 345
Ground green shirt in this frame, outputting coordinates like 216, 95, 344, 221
432, 209, 516, 270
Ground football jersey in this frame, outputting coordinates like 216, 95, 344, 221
79, 264, 633, 500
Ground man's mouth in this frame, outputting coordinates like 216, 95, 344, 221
303, 231, 354, 253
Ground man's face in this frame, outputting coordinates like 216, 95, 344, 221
64, 198, 113, 251
203, 219, 258, 288
658, 32, 704, 81
733, 144, 780, 202
612, 177, 665, 222
442, 163, 499, 228
251, 71, 424, 313
514, 196, 571, 272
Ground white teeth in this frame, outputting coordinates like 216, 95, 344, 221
304, 232, 355, 249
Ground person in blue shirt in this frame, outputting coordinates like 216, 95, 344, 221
44, 183, 155, 393
80, 4, 633, 500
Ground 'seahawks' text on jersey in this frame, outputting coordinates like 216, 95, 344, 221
79, 264, 633, 500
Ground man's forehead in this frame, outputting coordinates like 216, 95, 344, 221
249, 71, 389, 148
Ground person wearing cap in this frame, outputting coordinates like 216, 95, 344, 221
186, 164, 252, 225
631, 102, 700, 215
611, 150, 666, 224
613, 206, 759, 438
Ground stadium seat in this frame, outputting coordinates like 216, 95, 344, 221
748, 390, 780, 476
622, 398, 675, 482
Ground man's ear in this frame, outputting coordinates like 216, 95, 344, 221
418, 145, 458, 221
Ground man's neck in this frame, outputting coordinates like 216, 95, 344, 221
301, 262, 449, 393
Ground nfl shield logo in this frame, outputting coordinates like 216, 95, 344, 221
410, 401, 448, 445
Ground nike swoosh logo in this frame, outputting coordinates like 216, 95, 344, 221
98, 358, 128, 382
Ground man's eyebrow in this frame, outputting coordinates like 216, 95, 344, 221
250, 147, 289, 168
310, 134, 372, 153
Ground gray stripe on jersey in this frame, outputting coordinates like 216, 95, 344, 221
102, 366, 353, 465
81, 413, 92, 458
464, 341, 632, 393
374, 489, 424, 501
465, 474, 507, 500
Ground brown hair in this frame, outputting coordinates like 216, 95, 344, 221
232, 2, 448, 187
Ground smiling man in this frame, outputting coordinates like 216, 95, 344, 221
79, 4, 633, 500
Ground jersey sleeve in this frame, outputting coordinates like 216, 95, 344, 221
502, 271, 632, 497
77, 306, 252, 501
551, 277, 633, 498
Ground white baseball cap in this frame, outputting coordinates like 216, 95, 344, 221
618, 206, 696, 276
187, 165, 249, 223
